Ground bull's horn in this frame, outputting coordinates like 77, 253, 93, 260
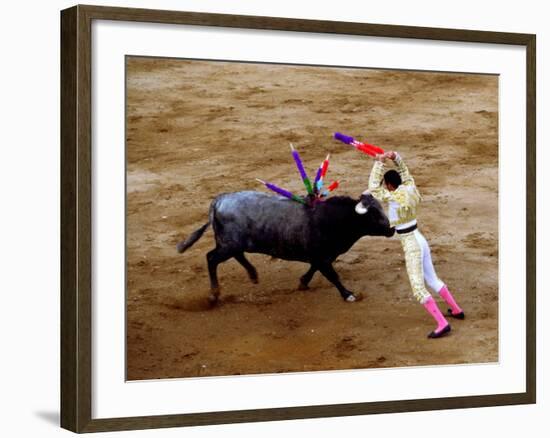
355, 202, 368, 215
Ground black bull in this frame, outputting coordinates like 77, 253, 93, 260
177, 191, 394, 304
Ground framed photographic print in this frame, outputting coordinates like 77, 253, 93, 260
60, 4, 536, 433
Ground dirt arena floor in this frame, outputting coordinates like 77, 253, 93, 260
126, 57, 498, 380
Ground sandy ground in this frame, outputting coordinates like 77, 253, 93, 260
126, 57, 498, 380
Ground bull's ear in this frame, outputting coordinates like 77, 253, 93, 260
355, 202, 368, 215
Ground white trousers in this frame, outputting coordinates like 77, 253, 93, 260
398, 229, 445, 303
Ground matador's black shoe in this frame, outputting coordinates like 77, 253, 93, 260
447, 309, 465, 320
428, 324, 451, 339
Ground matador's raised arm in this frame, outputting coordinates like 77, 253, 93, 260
365, 152, 420, 207
393, 153, 415, 187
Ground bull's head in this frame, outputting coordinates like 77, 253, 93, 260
355, 192, 394, 237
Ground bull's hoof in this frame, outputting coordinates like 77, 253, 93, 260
344, 292, 363, 302
298, 282, 310, 291
208, 289, 220, 307
250, 276, 259, 284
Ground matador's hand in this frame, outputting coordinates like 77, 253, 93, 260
385, 151, 397, 161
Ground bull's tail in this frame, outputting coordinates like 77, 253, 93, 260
176, 222, 210, 254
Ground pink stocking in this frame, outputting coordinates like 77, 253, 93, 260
423, 296, 449, 333
439, 285, 463, 315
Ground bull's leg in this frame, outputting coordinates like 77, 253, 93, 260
234, 253, 258, 284
298, 265, 317, 290
206, 247, 233, 305
318, 263, 360, 302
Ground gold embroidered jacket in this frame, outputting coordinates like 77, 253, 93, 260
367, 154, 421, 227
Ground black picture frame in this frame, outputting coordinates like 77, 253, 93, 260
61, 4, 536, 433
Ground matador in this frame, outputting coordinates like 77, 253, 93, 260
363, 151, 465, 338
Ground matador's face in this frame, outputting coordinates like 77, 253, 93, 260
385, 182, 397, 192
